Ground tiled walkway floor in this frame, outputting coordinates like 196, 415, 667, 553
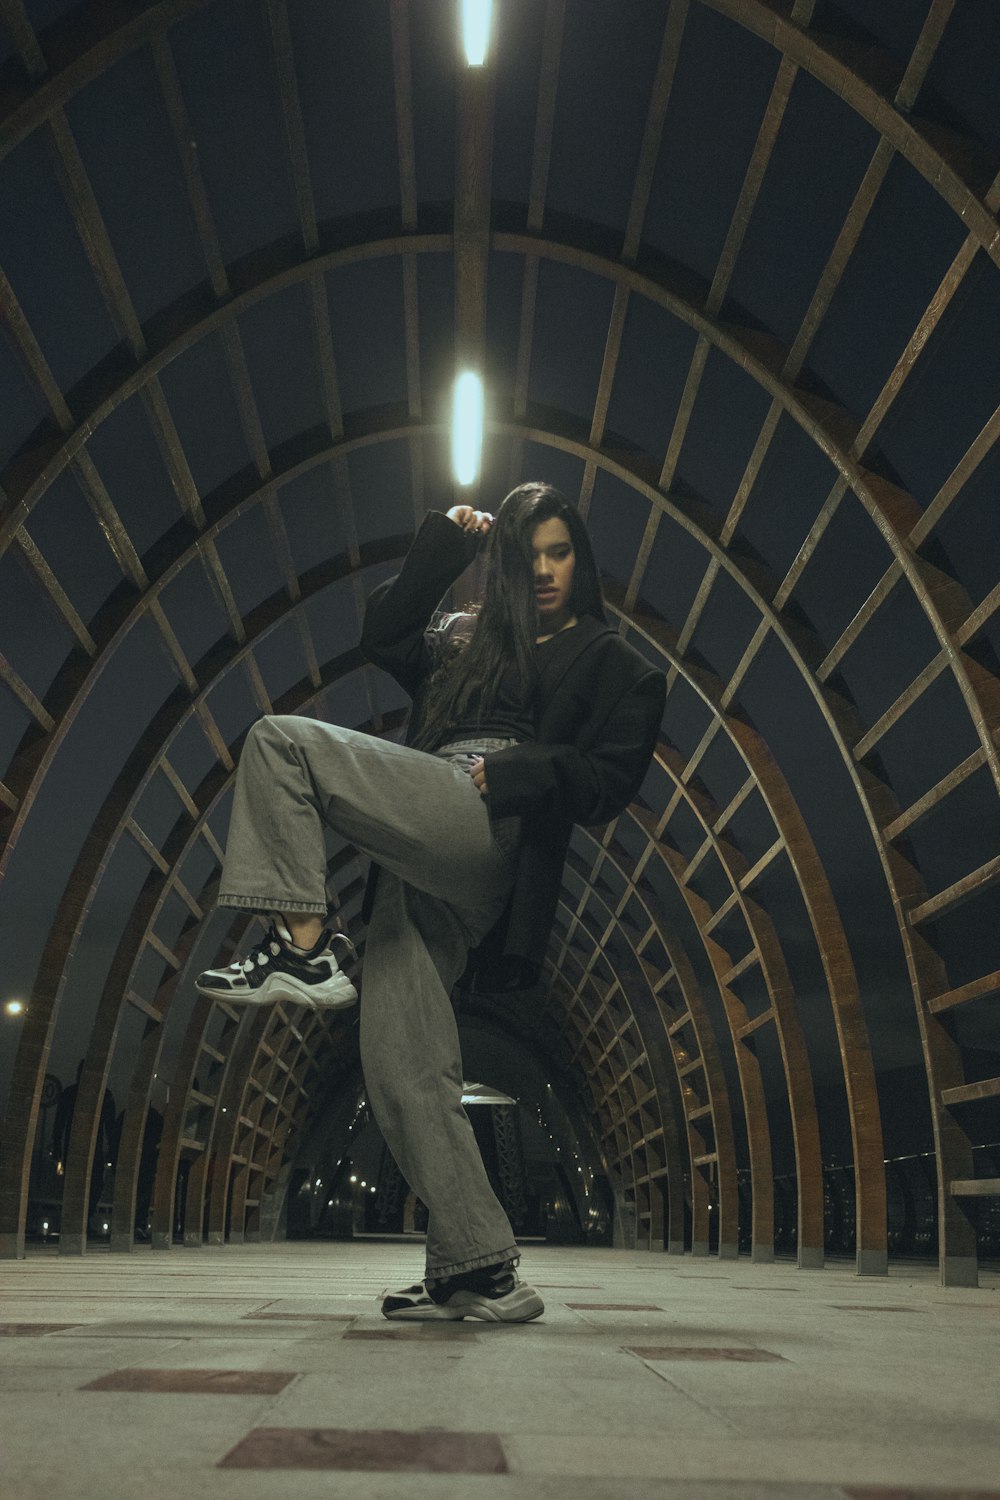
1, 1239, 997, 1500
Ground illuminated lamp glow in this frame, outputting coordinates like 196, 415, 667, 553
451, 371, 484, 486
5, 999, 25, 1016
461, 0, 492, 65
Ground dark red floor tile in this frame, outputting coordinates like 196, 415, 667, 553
832, 1305, 924, 1313
0, 1323, 81, 1335
343, 1326, 478, 1341
626, 1345, 787, 1362
219, 1427, 508, 1473
81, 1368, 297, 1394
844, 1490, 1000, 1500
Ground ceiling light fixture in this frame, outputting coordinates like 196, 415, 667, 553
461, 0, 492, 66
452, 371, 484, 486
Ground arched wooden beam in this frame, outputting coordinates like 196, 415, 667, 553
551, 842, 733, 1257
549, 891, 687, 1253
609, 598, 888, 1274
1, 0, 996, 265
3, 228, 995, 813
2, 421, 980, 1275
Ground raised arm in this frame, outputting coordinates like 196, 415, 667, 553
360, 508, 488, 696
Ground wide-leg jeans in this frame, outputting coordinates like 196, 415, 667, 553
217, 713, 521, 1278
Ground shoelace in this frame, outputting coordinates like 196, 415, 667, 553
226, 928, 356, 975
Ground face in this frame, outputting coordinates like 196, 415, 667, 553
531, 516, 576, 632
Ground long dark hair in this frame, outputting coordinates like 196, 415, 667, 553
412, 481, 605, 752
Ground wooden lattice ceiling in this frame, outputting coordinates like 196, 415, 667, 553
0, 0, 997, 1282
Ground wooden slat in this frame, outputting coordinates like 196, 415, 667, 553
852, 651, 949, 761
909, 854, 1000, 927
912, 400, 1000, 549
0, 0, 46, 77
884, 749, 987, 841
390, 0, 418, 228
125, 989, 164, 1023
153, 30, 229, 298
737, 1009, 775, 1040
818, 564, 903, 681
738, 838, 785, 892
722, 950, 760, 986
928, 970, 1000, 1015
949, 1180, 1000, 1198
895, 0, 957, 111
0, 651, 54, 729
125, 818, 170, 873
267, 0, 318, 253
941, 1078, 1000, 1108
622, 0, 688, 261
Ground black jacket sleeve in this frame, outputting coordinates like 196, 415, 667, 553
360, 510, 481, 696
485, 663, 666, 826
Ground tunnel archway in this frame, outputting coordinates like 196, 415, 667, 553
1, 0, 997, 1287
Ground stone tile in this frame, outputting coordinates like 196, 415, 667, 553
270, 1367, 726, 1437
81, 1368, 297, 1394
218, 1426, 510, 1473
56, 1319, 323, 1341
0, 1335, 187, 1368
503, 1434, 1000, 1486
830, 1305, 927, 1314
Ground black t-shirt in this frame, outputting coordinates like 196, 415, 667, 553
433, 623, 584, 749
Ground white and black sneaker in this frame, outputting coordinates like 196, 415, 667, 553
381, 1260, 544, 1323
195, 921, 358, 1010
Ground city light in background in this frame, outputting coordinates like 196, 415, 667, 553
461, 0, 492, 65
452, 371, 484, 486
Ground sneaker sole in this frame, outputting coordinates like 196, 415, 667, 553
195, 970, 358, 1009
383, 1285, 544, 1323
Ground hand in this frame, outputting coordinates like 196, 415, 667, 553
446, 505, 494, 534
470, 756, 488, 796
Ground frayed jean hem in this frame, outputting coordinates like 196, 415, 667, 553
218, 894, 328, 915
426, 1245, 521, 1280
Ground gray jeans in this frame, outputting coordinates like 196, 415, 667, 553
218, 714, 521, 1278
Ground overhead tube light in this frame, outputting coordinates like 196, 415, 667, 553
461, 0, 492, 66
451, 371, 484, 486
